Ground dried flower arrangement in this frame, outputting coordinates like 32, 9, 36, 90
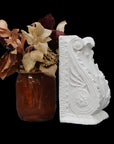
0, 14, 67, 80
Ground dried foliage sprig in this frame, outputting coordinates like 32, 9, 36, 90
0, 14, 67, 79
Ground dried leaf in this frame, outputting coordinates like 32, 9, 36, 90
21, 30, 33, 45
0, 20, 8, 29
5, 38, 18, 48
0, 53, 18, 79
17, 39, 23, 48
5, 29, 22, 49
0, 20, 11, 38
1, 56, 18, 79
30, 50, 44, 62
21, 34, 26, 48
0, 52, 9, 73
1, 54, 11, 72
0, 17, 60, 78
56, 21, 67, 32
0, 61, 19, 80
43, 49, 58, 66
22, 53, 36, 72
39, 64, 57, 77
6, 61, 19, 77
0, 28, 11, 37
11, 49, 17, 54
11, 29, 19, 41
0, 70, 8, 80
43, 58, 55, 66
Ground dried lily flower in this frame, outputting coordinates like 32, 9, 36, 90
21, 22, 52, 72
0, 15, 67, 79
21, 22, 52, 47
39, 14, 67, 52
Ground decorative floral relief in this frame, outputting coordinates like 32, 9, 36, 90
59, 35, 111, 125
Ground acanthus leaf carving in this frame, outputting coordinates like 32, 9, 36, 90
59, 35, 111, 125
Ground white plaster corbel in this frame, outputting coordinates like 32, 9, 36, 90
59, 35, 111, 125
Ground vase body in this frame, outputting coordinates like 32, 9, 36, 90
16, 73, 56, 121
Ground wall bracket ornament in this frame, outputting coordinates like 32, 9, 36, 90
59, 35, 111, 125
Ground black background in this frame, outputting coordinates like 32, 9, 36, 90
0, 0, 113, 142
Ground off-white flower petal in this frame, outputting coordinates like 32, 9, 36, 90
34, 42, 48, 55
41, 29, 52, 38
39, 64, 57, 77
21, 30, 34, 45
30, 50, 44, 62
22, 53, 36, 72
27, 25, 36, 36
35, 22, 45, 36
56, 20, 67, 32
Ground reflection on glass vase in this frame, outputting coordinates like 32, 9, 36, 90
16, 73, 56, 121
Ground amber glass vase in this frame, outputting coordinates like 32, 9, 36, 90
16, 73, 56, 121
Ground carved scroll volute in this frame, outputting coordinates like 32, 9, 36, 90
68, 36, 100, 115
59, 35, 111, 125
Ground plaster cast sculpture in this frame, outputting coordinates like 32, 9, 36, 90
59, 35, 111, 125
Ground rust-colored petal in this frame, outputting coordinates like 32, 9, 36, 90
38, 14, 55, 29
11, 29, 19, 41
5, 38, 18, 48
1, 55, 11, 72
0, 52, 18, 80
0, 28, 11, 37
49, 30, 65, 52
0, 52, 9, 73
6, 61, 19, 77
